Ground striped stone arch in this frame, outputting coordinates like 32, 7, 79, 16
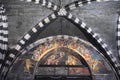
0, 12, 59, 80
0, 3, 8, 70
1, 11, 120, 80
63, 12, 120, 76
20, 0, 60, 11
117, 12, 120, 58
0, 0, 120, 80
65, 0, 120, 11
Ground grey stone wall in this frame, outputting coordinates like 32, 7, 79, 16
2, 0, 120, 59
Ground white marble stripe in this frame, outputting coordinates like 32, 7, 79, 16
44, 17, 50, 23
87, 0, 92, 4
81, 22, 86, 28
2, 22, 8, 28
42, 0, 46, 6
43, 0, 46, 3
117, 62, 120, 66
69, 4, 76, 10
20, 40, 25, 45
111, 57, 117, 62
24, 34, 31, 40
96, 0, 102, 2
4, 44, 7, 50
0, 54, 5, 60
118, 48, 120, 55
87, 28, 92, 33
117, 40, 120, 46
0, 37, 7, 50
117, 31, 120, 35
0, 43, 7, 50
102, 43, 108, 49
0, 10, 5, 13
78, 1, 83, 7
115, 64, 118, 67
93, 33, 98, 38
26, 0, 32, 2
15, 45, 21, 51
68, 13, 72, 19
47, 2, 52, 8
118, 24, 120, 28
1, 16, 7, 20
118, 16, 120, 22
9, 53, 15, 58
32, 27, 37, 33
35, 0, 40, 4
115, 63, 120, 67
0, 30, 8, 35
38, 22, 44, 27
75, 18, 80, 23
97, 38, 103, 43
62, 8, 67, 15
53, 5, 58, 10
107, 50, 112, 55
58, 8, 67, 16
51, 14, 56, 19
0, 36, 8, 42
5, 60, 11, 65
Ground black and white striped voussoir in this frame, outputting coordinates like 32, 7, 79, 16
65, 0, 101, 11
0, 3, 8, 71
16, 12, 58, 51
21, 0, 60, 11
0, 49, 19, 80
39, 0, 60, 11
0, 8, 5, 15
0, 5, 8, 80
117, 13, 120, 58
65, 0, 120, 11
66, 12, 120, 75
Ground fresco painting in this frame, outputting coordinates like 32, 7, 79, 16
6, 36, 117, 80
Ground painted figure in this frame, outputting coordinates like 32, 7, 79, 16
24, 59, 33, 73
47, 55, 56, 65
66, 56, 77, 65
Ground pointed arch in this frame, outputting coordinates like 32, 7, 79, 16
65, 0, 120, 11
1, 12, 120, 80
0, 1, 120, 79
